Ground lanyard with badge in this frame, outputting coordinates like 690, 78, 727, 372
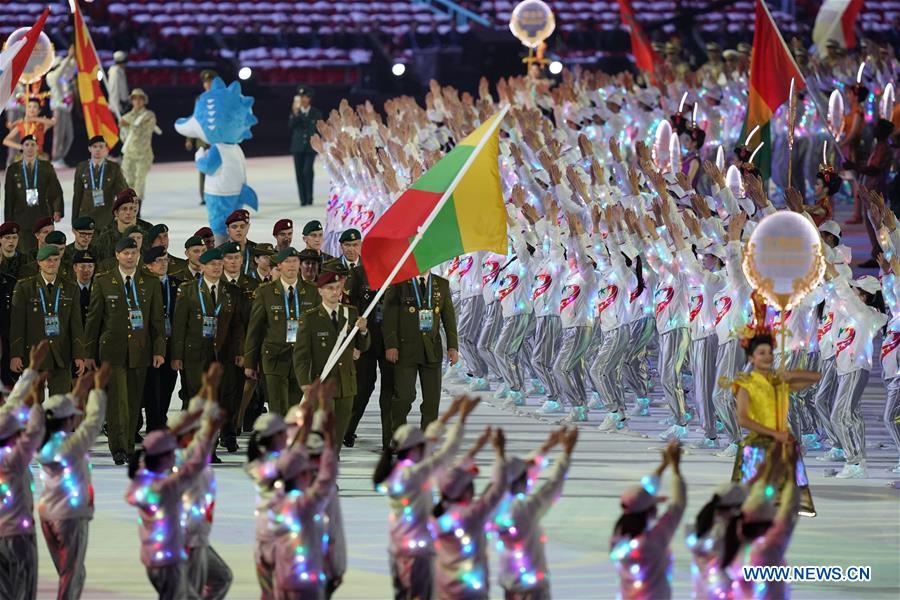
23, 161, 39, 207
38, 283, 61, 337
412, 275, 433, 331
284, 283, 301, 343
123, 276, 144, 330
198, 279, 221, 339
89, 160, 106, 208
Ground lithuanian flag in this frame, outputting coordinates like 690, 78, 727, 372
73, 0, 119, 148
361, 108, 509, 289
742, 0, 804, 180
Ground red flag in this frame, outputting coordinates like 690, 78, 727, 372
0, 8, 50, 114
72, 0, 119, 148
813, 0, 864, 54
616, 0, 659, 80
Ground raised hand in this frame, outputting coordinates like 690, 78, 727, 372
458, 395, 481, 421
29, 340, 50, 371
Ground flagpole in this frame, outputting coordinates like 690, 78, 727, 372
316, 104, 511, 383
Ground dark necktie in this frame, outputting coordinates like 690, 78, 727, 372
331, 309, 338, 329
125, 276, 132, 303
47, 281, 54, 298
264, 275, 271, 282
160, 281, 167, 313
80, 286, 90, 311
195, 271, 201, 280
418, 276, 427, 299
210, 283, 217, 306
287, 286, 295, 316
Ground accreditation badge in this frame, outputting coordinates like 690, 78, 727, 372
26, 189, 39, 207
286, 319, 298, 343
129, 308, 145, 331
44, 315, 60, 337
92, 189, 105, 208
418, 309, 433, 332
202, 316, 218, 339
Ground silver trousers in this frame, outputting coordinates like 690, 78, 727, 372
0, 533, 36, 600
885, 376, 900, 457
691, 335, 719, 439
147, 563, 199, 600
831, 369, 870, 464
552, 325, 593, 407
713, 339, 744, 444
532, 315, 562, 400
476, 302, 504, 379
623, 317, 655, 400
188, 545, 233, 600
41, 518, 89, 600
52, 109, 74, 163
588, 326, 632, 413
458, 296, 488, 377
519, 315, 538, 382
658, 328, 690, 425
493, 313, 533, 392
780, 351, 819, 438
814, 357, 841, 447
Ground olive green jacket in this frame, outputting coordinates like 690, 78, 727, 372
382, 274, 458, 365
171, 277, 244, 363
71, 159, 129, 230
244, 278, 319, 376
293, 303, 370, 398
10, 275, 84, 370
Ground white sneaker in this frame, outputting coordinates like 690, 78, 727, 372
503, 391, 525, 408
714, 443, 738, 458
494, 384, 510, 399
614, 421, 647, 438
816, 447, 846, 462
527, 380, 546, 396
587, 394, 604, 411
598, 413, 620, 432
658, 425, 687, 441
469, 378, 490, 392
536, 400, 565, 415
691, 438, 719, 450
835, 462, 868, 479
629, 398, 650, 417
563, 407, 588, 423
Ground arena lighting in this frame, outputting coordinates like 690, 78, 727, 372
548, 60, 563, 75
96, 71, 102, 80
391, 62, 406, 77
238, 66, 252, 80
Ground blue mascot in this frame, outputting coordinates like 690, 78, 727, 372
175, 77, 258, 237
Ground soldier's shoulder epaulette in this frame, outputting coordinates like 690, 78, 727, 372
15, 274, 37, 287
301, 306, 319, 317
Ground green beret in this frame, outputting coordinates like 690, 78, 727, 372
302, 220, 323, 236
273, 247, 301, 264
200, 248, 224, 264
72, 216, 95, 232
184, 236, 204, 249
339, 228, 361, 243
148, 223, 168, 242
115, 237, 138, 253
45, 231, 66, 245
218, 241, 241, 255
37, 245, 60, 261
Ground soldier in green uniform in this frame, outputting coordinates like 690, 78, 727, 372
3, 135, 64, 253
182, 235, 205, 281
84, 236, 165, 464
70, 135, 129, 230
251, 243, 276, 283
294, 270, 369, 449
220, 240, 258, 435
19, 230, 75, 282
98, 225, 144, 273
9, 245, 86, 394
243, 247, 318, 416
94, 190, 142, 262
383, 271, 459, 432
194, 226, 215, 251
30, 216, 55, 258
336, 228, 362, 299
0, 221, 33, 279
147, 223, 187, 278
273, 219, 293, 252
171, 247, 245, 452
224, 209, 257, 276
0, 251, 16, 389
63, 216, 96, 265
290, 86, 322, 207
301, 220, 333, 264
299, 247, 321, 286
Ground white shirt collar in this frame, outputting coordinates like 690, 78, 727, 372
203, 277, 220, 290
118, 267, 136, 281
281, 277, 298, 290
41, 274, 57, 287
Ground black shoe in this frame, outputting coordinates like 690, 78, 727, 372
343, 434, 356, 448
113, 451, 127, 465
134, 432, 144, 444
210, 453, 223, 464
859, 258, 879, 268
224, 438, 239, 453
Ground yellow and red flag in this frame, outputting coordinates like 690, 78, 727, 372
616, 0, 659, 82
742, 0, 804, 179
73, 0, 119, 148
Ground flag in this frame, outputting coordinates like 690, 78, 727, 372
741, 0, 805, 180
361, 109, 509, 289
73, 0, 119, 148
616, 0, 659, 81
813, 0, 864, 57
0, 8, 49, 116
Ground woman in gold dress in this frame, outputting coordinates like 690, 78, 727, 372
730, 328, 820, 516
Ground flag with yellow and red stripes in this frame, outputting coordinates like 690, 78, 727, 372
73, 0, 119, 148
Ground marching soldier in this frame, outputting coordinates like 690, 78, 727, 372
9, 245, 85, 394
273, 219, 293, 252
31, 216, 55, 259
0, 221, 33, 279
71, 135, 129, 230
182, 235, 205, 280
171, 247, 245, 453
72, 250, 96, 333
251, 243, 276, 282
301, 220, 333, 264
93, 189, 142, 261
19, 230, 74, 282
97, 225, 145, 274
224, 209, 257, 276
84, 236, 165, 465
294, 270, 369, 449
299, 247, 321, 286
147, 223, 187, 276
3, 135, 64, 253
63, 216, 96, 265
336, 228, 362, 299
383, 271, 459, 432
244, 247, 318, 415
290, 86, 322, 207
194, 226, 216, 251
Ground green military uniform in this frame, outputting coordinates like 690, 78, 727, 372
289, 95, 323, 206
10, 274, 85, 394
94, 222, 146, 263
84, 266, 165, 458
0, 249, 33, 280
63, 242, 95, 266
171, 275, 244, 438
294, 302, 369, 449
244, 278, 319, 415
383, 273, 458, 431
71, 158, 128, 230
3, 159, 64, 253
18, 258, 74, 284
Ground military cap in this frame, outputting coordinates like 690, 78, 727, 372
339, 228, 361, 243
273, 247, 302, 264
315, 270, 342, 288
45, 231, 66, 245
302, 220, 323, 235
123, 225, 144, 238
72, 216, 96, 232
0, 222, 20, 237
200, 248, 224, 264
115, 237, 138, 253
322, 259, 349, 277
194, 226, 214, 239
252, 242, 276, 256
218, 241, 241, 255
297, 248, 320, 263
148, 223, 168, 243
33, 216, 54, 233
272, 219, 293, 236
225, 209, 250, 225
113, 189, 139, 212
130, 88, 148, 101
72, 250, 96, 265
36, 246, 60, 261
87, 135, 106, 147
297, 86, 313, 97
184, 236, 204, 249
144, 246, 167, 264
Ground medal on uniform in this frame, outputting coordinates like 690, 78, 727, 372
408, 306, 416, 313
38, 285, 61, 337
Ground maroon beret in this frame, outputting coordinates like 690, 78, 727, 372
113, 188, 139, 212
32, 216, 54, 233
272, 219, 293, 236
0, 222, 20, 237
225, 209, 250, 225
315, 270, 342, 288
193, 226, 214, 239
